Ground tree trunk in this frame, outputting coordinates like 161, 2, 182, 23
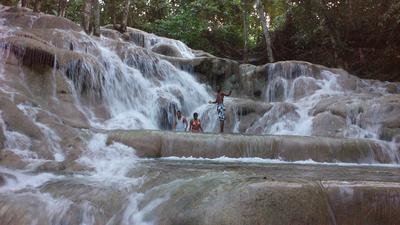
33, 0, 41, 12
81, 0, 92, 34
92, 0, 100, 36
120, 0, 130, 33
110, 0, 117, 29
242, 0, 248, 63
21, 0, 29, 7
256, 0, 274, 63
58, 0, 67, 17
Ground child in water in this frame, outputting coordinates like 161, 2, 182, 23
189, 112, 203, 133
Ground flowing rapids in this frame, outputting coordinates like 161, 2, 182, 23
0, 5, 399, 225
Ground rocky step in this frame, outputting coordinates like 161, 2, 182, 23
1, 160, 399, 225
152, 162, 400, 225
107, 130, 399, 163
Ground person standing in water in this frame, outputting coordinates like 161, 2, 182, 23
173, 110, 188, 132
209, 86, 232, 133
189, 112, 203, 133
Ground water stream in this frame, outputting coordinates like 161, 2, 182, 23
0, 7, 399, 224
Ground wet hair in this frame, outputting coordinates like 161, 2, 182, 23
177, 110, 181, 113
216, 85, 221, 92
193, 112, 198, 119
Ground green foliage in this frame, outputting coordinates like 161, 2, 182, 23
66, 0, 84, 24
6, 0, 399, 80
147, 10, 211, 52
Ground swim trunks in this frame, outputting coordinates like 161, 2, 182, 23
217, 103, 225, 121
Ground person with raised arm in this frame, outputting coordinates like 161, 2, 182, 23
208, 86, 232, 133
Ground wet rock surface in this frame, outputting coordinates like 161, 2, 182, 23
0, 6, 400, 225
1, 160, 400, 225
107, 130, 399, 163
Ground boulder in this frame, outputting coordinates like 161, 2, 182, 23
0, 96, 44, 140
312, 112, 345, 137
238, 64, 267, 98
151, 43, 182, 58
246, 102, 299, 134
229, 99, 272, 132
0, 171, 17, 187
100, 28, 121, 40
238, 112, 261, 133
36, 161, 66, 171
379, 127, 400, 142
32, 15, 82, 31
193, 57, 240, 92
359, 95, 400, 130
0, 149, 28, 169
292, 76, 320, 99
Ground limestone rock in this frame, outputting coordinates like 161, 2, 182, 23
64, 160, 94, 172
0, 96, 44, 140
379, 127, 400, 141
0, 123, 5, 150
247, 102, 299, 134
32, 15, 82, 31
312, 112, 345, 137
151, 43, 182, 58
360, 95, 400, 129
193, 57, 240, 91
292, 76, 320, 99
37, 161, 66, 171
100, 28, 121, 40
238, 64, 267, 98
108, 130, 398, 163
238, 113, 262, 133
0, 149, 28, 169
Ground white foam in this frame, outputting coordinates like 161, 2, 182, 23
0, 167, 61, 192
77, 134, 140, 179
157, 156, 400, 168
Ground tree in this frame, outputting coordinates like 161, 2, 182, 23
242, 0, 249, 63
120, 0, 130, 33
21, 0, 29, 7
81, 0, 100, 36
256, 0, 274, 62
58, 0, 67, 17
81, 0, 92, 33
92, 0, 100, 36
33, 0, 41, 12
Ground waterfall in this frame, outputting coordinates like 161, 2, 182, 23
57, 30, 210, 130
0, 8, 400, 225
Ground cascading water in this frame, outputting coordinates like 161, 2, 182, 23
0, 6, 400, 225
61, 32, 210, 130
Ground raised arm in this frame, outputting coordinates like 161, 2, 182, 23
224, 90, 232, 96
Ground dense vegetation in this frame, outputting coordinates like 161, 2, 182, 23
2, 0, 400, 81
